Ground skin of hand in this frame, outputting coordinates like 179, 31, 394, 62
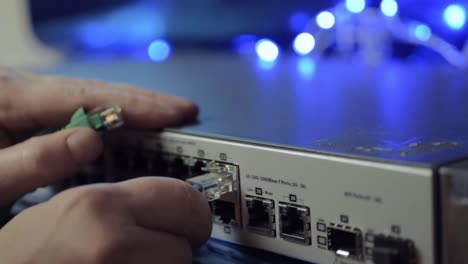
0, 66, 212, 263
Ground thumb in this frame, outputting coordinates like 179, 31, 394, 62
0, 128, 102, 206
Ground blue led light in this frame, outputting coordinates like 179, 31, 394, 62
316, 11, 336, 29
380, 0, 398, 17
255, 39, 279, 62
443, 4, 466, 30
257, 60, 276, 70
293, 33, 316, 56
346, 0, 366, 14
413, 24, 432, 41
148, 40, 171, 62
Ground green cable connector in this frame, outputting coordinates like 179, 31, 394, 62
65, 105, 124, 132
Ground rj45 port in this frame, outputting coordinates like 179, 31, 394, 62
278, 203, 311, 245
245, 196, 276, 237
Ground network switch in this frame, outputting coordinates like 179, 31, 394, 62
59, 129, 443, 264
42, 56, 468, 264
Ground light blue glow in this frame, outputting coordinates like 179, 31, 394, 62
148, 40, 171, 62
346, 0, 366, 14
380, 0, 398, 17
289, 12, 311, 33
414, 24, 432, 41
297, 58, 316, 78
255, 39, 279, 62
443, 4, 466, 30
316, 11, 336, 29
257, 59, 276, 70
293, 33, 316, 56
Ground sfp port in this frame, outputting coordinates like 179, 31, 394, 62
328, 224, 363, 260
373, 235, 417, 264
245, 196, 276, 237
278, 203, 311, 245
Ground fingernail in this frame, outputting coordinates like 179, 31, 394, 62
66, 129, 103, 166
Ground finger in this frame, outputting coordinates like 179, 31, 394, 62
34, 74, 199, 126
39, 75, 188, 106
0, 128, 102, 205
116, 177, 212, 250
108, 227, 192, 264
2, 73, 198, 133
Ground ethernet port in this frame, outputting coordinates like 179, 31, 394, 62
245, 196, 276, 237
168, 157, 190, 179
278, 203, 311, 245
112, 147, 130, 170
142, 150, 157, 174
131, 151, 147, 174
190, 160, 206, 177
112, 147, 145, 179
211, 200, 236, 225
151, 155, 169, 176
328, 224, 363, 260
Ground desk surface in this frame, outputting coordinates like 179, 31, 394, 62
44, 53, 468, 167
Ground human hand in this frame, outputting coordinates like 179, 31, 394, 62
0, 66, 211, 263
0, 177, 212, 264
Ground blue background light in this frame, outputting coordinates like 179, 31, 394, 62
233, 35, 257, 55
293, 33, 316, 56
255, 39, 279, 62
346, 0, 366, 14
316, 11, 336, 29
413, 24, 432, 41
443, 4, 466, 30
289, 12, 311, 33
380, 0, 398, 17
148, 40, 171, 62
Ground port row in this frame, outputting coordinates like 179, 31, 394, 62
245, 196, 313, 245
68, 147, 416, 264
244, 195, 367, 260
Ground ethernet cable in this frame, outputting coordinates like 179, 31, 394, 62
64, 105, 124, 132
187, 162, 238, 202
